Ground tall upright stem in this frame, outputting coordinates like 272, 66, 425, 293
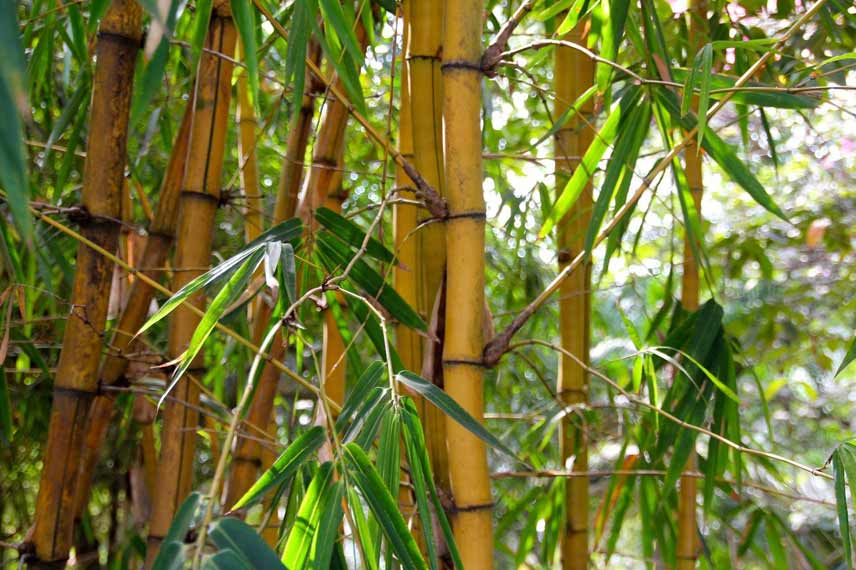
145, 4, 237, 565
554, 22, 594, 570
28, 1, 141, 566
407, 0, 451, 496
677, 2, 706, 567
441, 0, 494, 566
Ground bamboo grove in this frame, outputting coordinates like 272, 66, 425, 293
3, 0, 856, 569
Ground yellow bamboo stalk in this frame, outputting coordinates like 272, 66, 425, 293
407, 0, 451, 496
224, 42, 323, 511
395, 1, 419, 373
554, 22, 594, 570
27, 1, 142, 566
145, 4, 237, 566
677, 2, 706, 567
73, 102, 194, 521
236, 42, 262, 244
441, 0, 493, 566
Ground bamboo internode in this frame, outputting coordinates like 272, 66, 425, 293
554, 23, 595, 570
28, 1, 142, 566
441, 0, 494, 566
145, 4, 237, 565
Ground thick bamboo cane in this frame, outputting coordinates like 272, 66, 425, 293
223, 44, 323, 511
27, 1, 142, 566
72, 101, 194, 521
407, 0, 451, 497
440, 0, 494, 566
677, 3, 706, 567
145, 5, 237, 566
554, 23, 594, 570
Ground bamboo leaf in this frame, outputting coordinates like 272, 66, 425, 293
315, 233, 425, 331
836, 336, 856, 377
318, 0, 364, 69
190, 0, 214, 70
396, 371, 520, 462
151, 492, 201, 570
285, 0, 314, 120
232, 0, 259, 109
0, 2, 31, 244
695, 43, 713, 147
529, 85, 597, 151
280, 242, 297, 307
202, 550, 247, 570
315, 207, 395, 264
230, 426, 326, 511
163, 248, 265, 403
670, 68, 819, 109
335, 361, 385, 432
282, 462, 337, 569
343, 443, 428, 570
540, 86, 642, 238
655, 87, 788, 221
834, 451, 854, 570
209, 518, 284, 570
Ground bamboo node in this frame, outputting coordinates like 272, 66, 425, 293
442, 358, 486, 369
451, 501, 494, 514
96, 29, 143, 50
444, 211, 486, 222
440, 60, 483, 73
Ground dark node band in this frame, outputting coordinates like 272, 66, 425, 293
441, 60, 483, 73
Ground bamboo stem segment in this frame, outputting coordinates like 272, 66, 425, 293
554, 23, 594, 570
441, 0, 494, 566
28, 1, 142, 565
145, 5, 237, 566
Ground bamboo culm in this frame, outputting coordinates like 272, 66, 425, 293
554, 22, 595, 570
145, 4, 237, 565
441, 0, 494, 566
28, 1, 142, 566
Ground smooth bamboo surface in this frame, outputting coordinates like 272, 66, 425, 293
554, 23, 594, 570
441, 0, 494, 566
145, 5, 237, 566
407, 0, 451, 497
29, 1, 142, 565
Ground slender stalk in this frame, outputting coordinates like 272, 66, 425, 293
441, 0, 494, 566
145, 4, 237, 565
27, 1, 142, 566
554, 21, 594, 570
236, 42, 263, 244
72, 99, 194, 522
678, 2, 706, 567
223, 44, 322, 513
407, 0, 451, 498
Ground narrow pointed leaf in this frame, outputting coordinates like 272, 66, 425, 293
209, 517, 284, 570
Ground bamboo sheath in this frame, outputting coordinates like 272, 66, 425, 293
145, 5, 237, 566
28, 1, 142, 566
72, 100, 194, 521
441, 0, 494, 566
223, 43, 323, 510
407, 0, 451, 496
677, 2, 706, 567
554, 24, 594, 570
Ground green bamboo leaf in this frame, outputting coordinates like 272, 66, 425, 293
0, 2, 31, 244
280, 242, 297, 307
695, 43, 713, 147
315, 233, 425, 331
764, 514, 788, 569
318, 0, 364, 68
595, 0, 629, 93
310, 15, 366, 115
138, 219, 302, 337
540, 86, 642, 238
190, 0, 214, 71
315, 207, 395, 264
151, 492, 201, 570
655, 87, 788, 221
45, 77, 89, 156
336, 361, 385, 432
396, 371, 520, 462
232, 0, 259, 109
282, 462, 337, 569
230, 426, 325, 511
345, 486, 379, 570
585, 99, 650, 255
202, 550, 247, 570
401, 400, 462, 570
343, 443, 427, 570
163, 248, 265, 404
556, 0, 590, 35
285, 0, 313, 120
834, 451, 854, 570
836, 336, 856, 377
536, 0, 575, 22
670, 68, 819, 109
310, 479, 344, 570
209, 518, 284, 570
